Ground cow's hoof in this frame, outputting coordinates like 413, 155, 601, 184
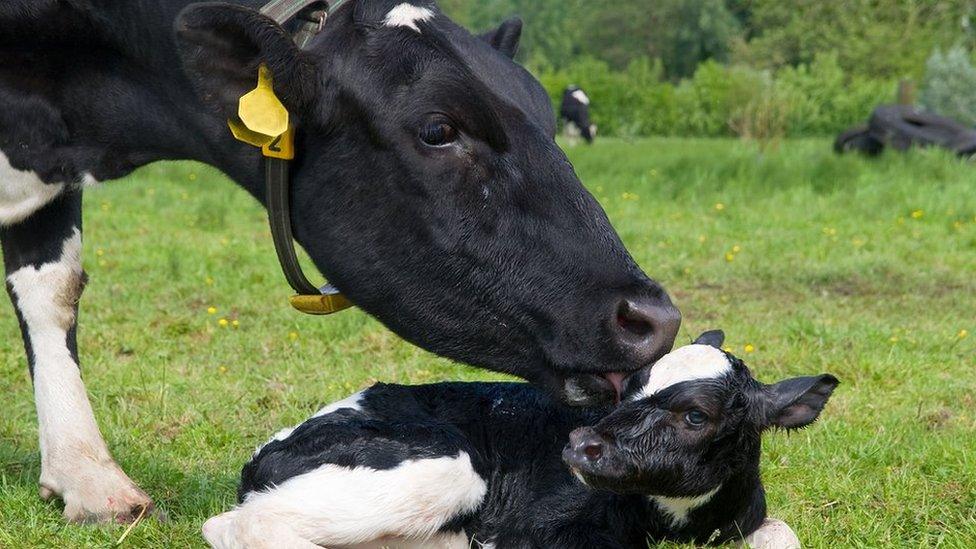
744, 518, 801, 549
39, 459, 155, 524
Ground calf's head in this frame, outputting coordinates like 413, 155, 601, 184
563, 331, 838, 497
176, 1, 679, 404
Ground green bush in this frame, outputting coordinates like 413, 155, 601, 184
539, 53, 896, 138
920, 47, 976, 126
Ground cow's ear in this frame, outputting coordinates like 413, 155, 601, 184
479, 17, 522, 59
175, 3, 317, 121
763, 374, 839, 430
693, 330, 725, 349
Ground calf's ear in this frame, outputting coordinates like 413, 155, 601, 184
479, 17, 523, 59
764, 374, 839, 430
693, 330, 725, 348
175, 2, 317, 121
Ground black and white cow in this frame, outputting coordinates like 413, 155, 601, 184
560, 85, 596, 144
205, 332, 838, 548
1, 1, 681, 522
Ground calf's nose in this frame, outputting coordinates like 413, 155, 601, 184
611, 295, 681, 366
567, 427, 605, 462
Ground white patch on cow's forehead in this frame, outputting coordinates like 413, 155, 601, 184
383, 3, 435, 33
636, 344, 731, 399
571, 89, 590, 105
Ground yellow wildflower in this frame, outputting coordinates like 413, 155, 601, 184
715, 203, 725, 211
911, 210, 924, 219
207, 306, 217, 315
744, 344, 755, 353
960, 330, 969, 340
725, 252, 735, 262
289, 331, 299, 341
218, 318, 229, 327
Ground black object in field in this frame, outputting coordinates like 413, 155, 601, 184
835, 105, 976, 158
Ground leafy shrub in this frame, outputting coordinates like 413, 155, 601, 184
920, 47, 976, 126
538, 53, 896, 138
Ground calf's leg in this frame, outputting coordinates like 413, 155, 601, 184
2, 190, 152, 523
203, 454, 485, 549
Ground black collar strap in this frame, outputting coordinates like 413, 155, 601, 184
236, 0, 353, 315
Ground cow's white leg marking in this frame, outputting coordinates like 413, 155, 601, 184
0, 152, 65, 226
635, 344, 732, 400
254, 391, 366, 456
649, 485, 721, 528
743, 518, 801, 549
6, 228, 151, 522
383, 3, 435, 33
204, 453, 486, 548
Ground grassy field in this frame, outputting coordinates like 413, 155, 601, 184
1, 138, 974, 547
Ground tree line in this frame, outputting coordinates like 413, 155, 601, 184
444, 0, 974, 80
440, 0, 976, 137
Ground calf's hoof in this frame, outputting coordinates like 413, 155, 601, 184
744, 518, 801, 549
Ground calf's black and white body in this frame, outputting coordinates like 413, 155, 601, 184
207, 334, 837, 548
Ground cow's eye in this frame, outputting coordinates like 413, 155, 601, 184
419, 119, 458, 147
684, 409, 708, 427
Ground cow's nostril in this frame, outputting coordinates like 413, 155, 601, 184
611, 296, 681, 365
583, 442, 603, 461
617, 301, 655, 337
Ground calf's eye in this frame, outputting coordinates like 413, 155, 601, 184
419, 120, 458, 147
685, 409, 708, 427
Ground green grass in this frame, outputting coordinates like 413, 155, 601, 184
1, 138, 974, 547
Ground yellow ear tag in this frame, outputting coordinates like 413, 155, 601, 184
228, 119, 276, 147
262, 126, 295, 160
289, 292, 354, 315
238, 64, 290, 139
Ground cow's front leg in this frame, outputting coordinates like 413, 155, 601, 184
1, 190, 153, 523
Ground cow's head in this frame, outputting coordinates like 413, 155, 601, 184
176, 0, 680, 405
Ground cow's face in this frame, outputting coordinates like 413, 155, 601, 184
177, 1, 679, 405
563, 334, 838, 494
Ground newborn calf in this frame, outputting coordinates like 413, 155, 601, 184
205, 332, 837, 548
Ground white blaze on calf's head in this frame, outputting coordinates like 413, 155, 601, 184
636, 344, 732, 399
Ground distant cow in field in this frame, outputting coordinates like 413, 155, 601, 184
560, 85, 596, 144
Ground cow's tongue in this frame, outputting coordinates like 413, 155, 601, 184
602, 372, 628, 404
